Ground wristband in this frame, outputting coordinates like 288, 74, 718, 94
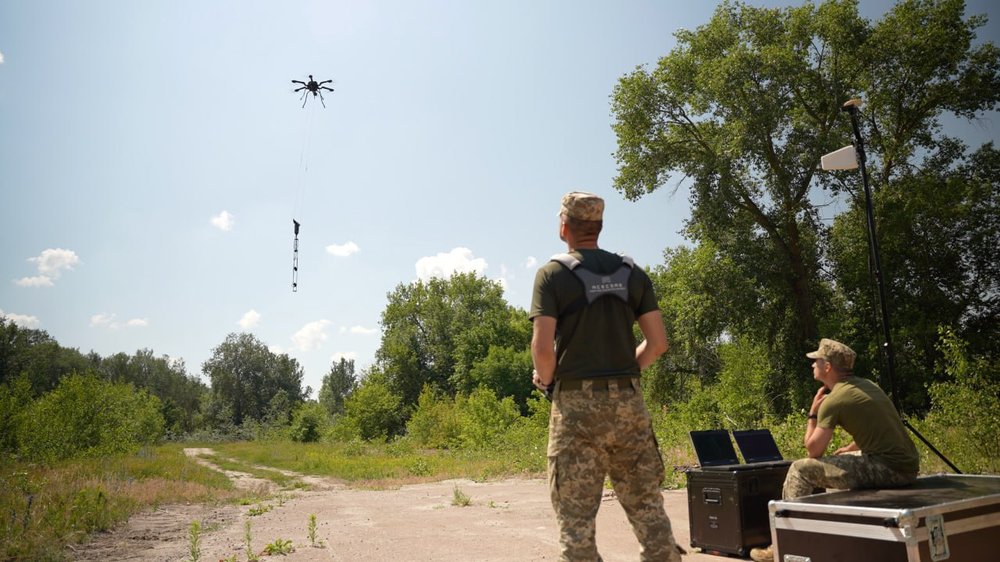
808, 413, 818, 420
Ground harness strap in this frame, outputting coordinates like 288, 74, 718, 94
550, 253, 634, 316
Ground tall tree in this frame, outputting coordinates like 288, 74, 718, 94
202, 332, 306, 426
96, 349, 207, 433
318, 357, 357, 416
0, 316, 92, 395
611, 0, 999, 412
376, 273, 519, 407
829, 141, 1000, 411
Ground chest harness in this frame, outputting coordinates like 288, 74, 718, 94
550, 253, 634, 316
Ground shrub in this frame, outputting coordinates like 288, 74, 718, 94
917, 329, 1000, 474
327, 415, 362, 442
341, 374, 404, 442
405, 385, 461, 448
18, 374, 164, 463
0, 375, 33, 454
456, 387, 520, 449
289, 402, 330, 443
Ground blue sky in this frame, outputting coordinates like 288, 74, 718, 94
2, 0, 997, 397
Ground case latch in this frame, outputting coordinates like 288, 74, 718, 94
927, 514, 950, 561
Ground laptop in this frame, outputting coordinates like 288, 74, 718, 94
732, 429, 792, 469
689, 429, 759, 472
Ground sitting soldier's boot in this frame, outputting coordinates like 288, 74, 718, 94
750, 544, 774, 562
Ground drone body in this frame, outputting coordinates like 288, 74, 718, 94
291, 74, 334, 108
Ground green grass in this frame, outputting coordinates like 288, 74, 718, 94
0, 443, 240, 561
211, 439, 544, 489
200, 452, 308, 490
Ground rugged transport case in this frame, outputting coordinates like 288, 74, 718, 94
686, 465, 789, 556
769, 474, 1000, 562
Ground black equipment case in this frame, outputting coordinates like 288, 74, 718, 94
687, 465, 789, 556
769, 474, 1000, 562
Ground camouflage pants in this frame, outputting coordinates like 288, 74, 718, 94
783, 454, 917, 500
547, 378, 681, 562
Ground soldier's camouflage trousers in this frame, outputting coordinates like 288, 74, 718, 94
547, 378, 682, 562
783, 454, 918, 500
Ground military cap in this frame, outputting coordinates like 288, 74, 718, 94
806, 338, 856, 371
559, 191, 604, 221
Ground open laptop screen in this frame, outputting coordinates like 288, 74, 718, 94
732, 429, 784, 463
689, 429, 740, 467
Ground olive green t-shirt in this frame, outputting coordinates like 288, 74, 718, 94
817, 376, 919, 474
529, 249, 659, 380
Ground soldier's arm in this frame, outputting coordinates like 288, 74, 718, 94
804, 425, 834, 458
531, 316, 558, 386
635, 310, 668, 370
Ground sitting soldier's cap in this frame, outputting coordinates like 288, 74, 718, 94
559, 191, 604, 221
806, 338, 856, 371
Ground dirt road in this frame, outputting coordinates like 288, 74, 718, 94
72, 449, 728, 561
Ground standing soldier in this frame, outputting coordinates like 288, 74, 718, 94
530, 191, 683, 561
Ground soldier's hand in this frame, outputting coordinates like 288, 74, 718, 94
532, 370, 551, 392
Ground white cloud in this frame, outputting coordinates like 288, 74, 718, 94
29, 248, 80, 277
14, 276, 54, 287
238, 309, 261, 329
0, 51, 4, 64
415, 247, 487, 282
90, 313, 116, 328
210, 210, 235, 231
326, 241, 360, 257
496, 266, 509, 292
340, 325, 377, 335
15, 249, 80, 287
331, 351, 358, 363
291, 319, 331, 351
524, 256, 538, 269
269, 344, 285, 355
90, 313, 147, 329
0, 309, 41, 328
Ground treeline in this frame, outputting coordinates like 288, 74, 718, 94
0, 271, 536, 463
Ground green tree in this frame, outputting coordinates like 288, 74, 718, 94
456, 387, 522, 450
0, 316, 92, 395
0, 375, 33, 454
18, 373, 164, 463
341, 371, 404, 441
918, 329, 1000, 473
830, 141, 1000, 410
405, 385, 462, 448
452, 307, 532, 394
611, 0, 999, 413
289, 401, 331, 443
644, 243, 748, 406
96, 349, 207, 433
468, 346, 534, 412
376, 272, 521, 407
202, 333, 307, 427
318, 358, 357, 416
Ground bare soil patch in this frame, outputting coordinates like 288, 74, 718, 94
72, 449, 721, 561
